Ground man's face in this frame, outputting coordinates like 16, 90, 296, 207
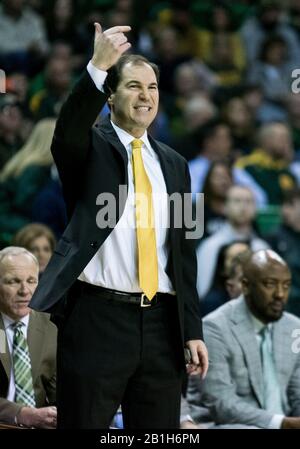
225, 187, 256, 225
263, 125, 293, 161
0, 254, 38, 320
226, 264, 243, 299
243, 262, 291, 323
29, 236, 52, 274
209, 125, 232, 159
109, 62, 159, 137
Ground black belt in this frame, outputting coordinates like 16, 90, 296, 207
78, 281, 173, 307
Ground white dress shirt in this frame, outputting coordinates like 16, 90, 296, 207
78, 62, 174, 294
1, 312, 30, 402
250, 313, 284, 429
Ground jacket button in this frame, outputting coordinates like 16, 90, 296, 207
90, 241, 98, 248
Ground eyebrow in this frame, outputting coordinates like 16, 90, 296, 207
263, 277, 291, 282
125, 80, 158, 87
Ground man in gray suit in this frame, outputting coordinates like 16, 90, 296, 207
189, 249, 300, 429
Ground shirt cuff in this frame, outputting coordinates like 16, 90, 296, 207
87, 61, 108, 92
268, 414, 285, 429
180, 414, 194, 424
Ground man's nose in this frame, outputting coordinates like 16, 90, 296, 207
18, 282, 30, 295
139, 87, 150, 100
274, 284, 285, 299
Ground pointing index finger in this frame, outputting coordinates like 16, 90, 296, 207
104, 25, 131, 35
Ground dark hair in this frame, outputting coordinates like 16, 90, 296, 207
103, 54, 160, 95
203, 160, 233, 204
259, 35, 287, 62
193, 119, 229, 149
227, 249, 253, 279
211, 240, 250, 289
281, 188, 300, 205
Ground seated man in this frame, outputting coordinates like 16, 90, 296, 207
0, 247, 57, 428
189, 249, 300, 429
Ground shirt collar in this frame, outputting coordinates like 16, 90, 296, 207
1, 312, 30, 332
249, 311, 272, 335
110, 120, 154, 157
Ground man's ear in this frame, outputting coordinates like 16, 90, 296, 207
108, 94, 114, 106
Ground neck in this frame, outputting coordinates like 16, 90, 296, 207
230, 221, 251, 234
111, 118, 146, 138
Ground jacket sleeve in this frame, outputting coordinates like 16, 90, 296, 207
181, 162, 203, 342
0, 398, 23, 425
51, 70, 109, 211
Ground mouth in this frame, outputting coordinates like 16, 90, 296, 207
270, 302, 283, 312
134, 106, 152, 112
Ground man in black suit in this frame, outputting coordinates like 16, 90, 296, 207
30, 23, 208, 429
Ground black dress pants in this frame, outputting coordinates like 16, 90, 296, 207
56, 283, 184, 429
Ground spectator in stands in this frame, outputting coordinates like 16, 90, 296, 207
247, 35, 294, 121
0, 94, 24, 171
188, 119, 233, 196
225, 250, 249, 300
196, 186, 269, 298
45, 0, 77, 46
202, 161, 233, 238
29, 56, 72, 119
13, 223, 56, 274
222, 97, 255, 155
168, 61, 218, 136
200, 241, 250, 317
197, 1, 246, 75
0, 119, 56, 248
241, 0, 300, 66
267, 188, 300, 317
0, 246, 56, 427
197, 249, 300, 429
289, 0, 300, 41
235, 122, 297, 205
151, 26, 192, 97
172, 94, 217, 161
31, 165, 67, 239
0, 0, 49, 75
287, 93, 300, 152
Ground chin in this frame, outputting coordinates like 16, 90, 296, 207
267, 311, 283, 322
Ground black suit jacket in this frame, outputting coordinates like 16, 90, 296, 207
29, 71, 203, 344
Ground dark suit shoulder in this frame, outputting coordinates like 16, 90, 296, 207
154, 139, 188, 166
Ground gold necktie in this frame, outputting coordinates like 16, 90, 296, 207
131, 139, 158, 300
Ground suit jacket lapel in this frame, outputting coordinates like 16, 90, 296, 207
0, 314, 11, 380
97, 117, 178, 195
273, 320, 289, 410
231, 298, 264, 407
97, 116, 128, 168
149, 137, 177, 196
27, 312, 45, 383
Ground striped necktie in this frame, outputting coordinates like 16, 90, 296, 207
260, 326, 283, 414
12, 321, 36, 407
131, 139, 158, 300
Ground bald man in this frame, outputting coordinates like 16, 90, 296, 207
0, 247, 57, 428
188, 250, 300, 428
